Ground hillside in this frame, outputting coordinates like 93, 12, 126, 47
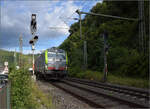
0, 49, 32, 69
59, 1, 149, 79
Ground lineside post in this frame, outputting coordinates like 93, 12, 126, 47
103, 31, 108, 82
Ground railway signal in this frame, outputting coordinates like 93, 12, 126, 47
30, 14, 37, 35
29, 36, 38, 44
29, 35, 38, 79
29, 14, 38, 80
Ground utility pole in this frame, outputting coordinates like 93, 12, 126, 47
103, 32, 108, 82
32, 44, 35, 76
76, 9, 87, 70
14, 49, 16, 68
138, 0, 146, 54
79, 11, 82, 39
19, 35, 23, 68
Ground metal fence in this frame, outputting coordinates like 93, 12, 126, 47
0, 82, 11, 109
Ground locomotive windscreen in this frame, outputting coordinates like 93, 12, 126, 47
57, 54, 65, 59
48, 53, 56, 57
48, 52, 66, 59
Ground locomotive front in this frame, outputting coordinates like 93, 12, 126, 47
45, 48, 68, 79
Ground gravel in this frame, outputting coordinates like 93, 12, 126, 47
37, 80, 93, 109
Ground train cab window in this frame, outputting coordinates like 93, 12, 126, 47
48, 53, 56, 58
57, 54, 65, 59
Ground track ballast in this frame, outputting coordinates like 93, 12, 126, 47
50, 78, 149, 108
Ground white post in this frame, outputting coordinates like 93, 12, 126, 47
32, 44, 36, 80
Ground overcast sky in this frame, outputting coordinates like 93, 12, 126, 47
0, 0, 102, 54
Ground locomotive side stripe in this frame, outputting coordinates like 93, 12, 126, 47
45, 50, 48, 64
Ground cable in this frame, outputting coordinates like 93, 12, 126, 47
49, 27, 69, 29
80, 11, 138, 21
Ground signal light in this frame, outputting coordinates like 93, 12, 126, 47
31, 20, 37, 32
29, 40, 34, 44
34, 36, 38, 40
31, 14, 37, 35
29, 35, 38, 45
31, 14, 36, 20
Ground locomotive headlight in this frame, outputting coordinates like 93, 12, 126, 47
45, 65, 48, 69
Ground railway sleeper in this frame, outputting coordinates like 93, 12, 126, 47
66, 78, 148, 100
62, 80, 149, 108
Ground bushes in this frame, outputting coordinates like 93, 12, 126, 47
107, 75, 149, 88
9, 68, 53, 109
68, 68, 104, 81
9, 69, 37, 109
68, 66, 83, 77
108, 47, 148, 79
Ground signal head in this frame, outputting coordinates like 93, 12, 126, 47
29, 40, 34, 44
31, 14, 36, 20
34, 35, 38, 41
76, 9, 80, 14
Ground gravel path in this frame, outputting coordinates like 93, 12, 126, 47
37, 80, 93, 109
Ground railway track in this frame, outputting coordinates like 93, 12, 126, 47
51, 78, 149, 108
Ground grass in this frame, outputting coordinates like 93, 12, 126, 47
69, 69, 149, 89
108, 75, 149, 88
31, 80, 53, 109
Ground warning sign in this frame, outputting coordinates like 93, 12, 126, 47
4, 66, 8, 74
4, 62, 8, 66
4, 61, 9, 74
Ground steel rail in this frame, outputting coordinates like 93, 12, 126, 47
51, 82, 104, 108
61, 79, 149, 108
65, 78, 149, 100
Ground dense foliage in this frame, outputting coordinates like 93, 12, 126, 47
9, 69, 53, 108
9, 69, 36, 109
59, 1, 149, 79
